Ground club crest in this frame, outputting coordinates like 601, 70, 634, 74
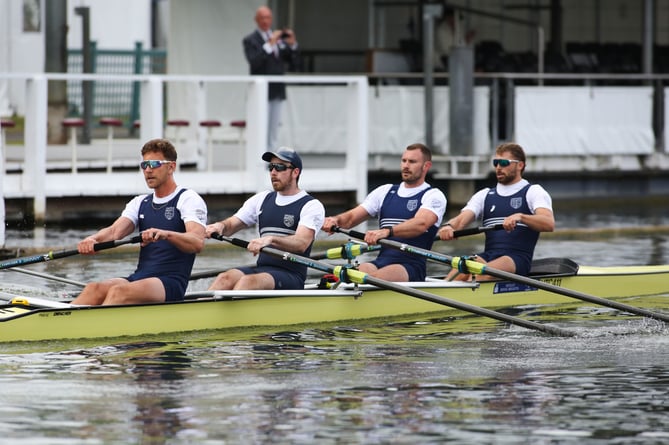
283, 214, 295, 227
406, 199, 418, 212
510, 197, 523, 209
164, 206, 175, 220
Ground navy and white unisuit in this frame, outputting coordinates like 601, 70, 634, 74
256, 191, 315, 282
127, 188, 195, 300
480, 183, 539, 275
373, 184, 439, 281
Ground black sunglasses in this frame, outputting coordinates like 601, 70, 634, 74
268, 162, 294, 172
492, 159, 520, 168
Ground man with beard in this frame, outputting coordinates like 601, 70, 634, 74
72, 139, 207, 305
322, 143, 447, 282
437, 142, 554, 281
205, 147, 324, 290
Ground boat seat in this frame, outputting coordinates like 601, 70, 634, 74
62, 117, 85, 173
529, 257, 579, 276
100, 117, 123, 174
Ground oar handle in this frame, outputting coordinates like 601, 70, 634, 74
94, 235, 143, 251
332, 225, 503, 242
211, 233, 248, 249
444, 224, 504, 239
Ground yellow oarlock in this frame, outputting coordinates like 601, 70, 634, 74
451, 256, 486, 275
332, 265, 368, 284
11, 298, 30, 306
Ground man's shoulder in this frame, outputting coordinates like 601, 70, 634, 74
243, 30, 261, 42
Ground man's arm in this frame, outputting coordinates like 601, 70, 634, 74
205, 216, 246, 238
243, 34, 271, 72
437, 209, 477, 241
322, 205, 371, 234
140, 219, 205, 254
78, 216, 135, 254
505, 208, 555, 233
248, 224, 315, 255
364, 207, 440, 245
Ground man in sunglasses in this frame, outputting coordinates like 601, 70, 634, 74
322, 143, 447, 282
205, 147, 325, 290
437, 142, 554, 281
72, 138, 208, 305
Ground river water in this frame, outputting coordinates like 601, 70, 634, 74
1, 201, 669, 444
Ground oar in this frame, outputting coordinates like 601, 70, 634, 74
336, 227, 669, 324
189, 263, 257, 281
8, 267, 87, 287
434, 224, 504, 240
0, 235, 143, 270
310, 225, 499, 260
311, 242, 381, 260
211, 233, 576, 337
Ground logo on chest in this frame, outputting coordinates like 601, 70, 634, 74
283, 214, 295, 228
510, 197, 523, 209
406, 199, 419, 212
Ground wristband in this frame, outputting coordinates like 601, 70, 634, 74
387, 226, 394, 238
442, 222, 452, 228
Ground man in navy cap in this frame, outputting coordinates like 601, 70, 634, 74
206, 147, 324, 290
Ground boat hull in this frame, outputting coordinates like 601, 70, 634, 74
1, 263, 669, 343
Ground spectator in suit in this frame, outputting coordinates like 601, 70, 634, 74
243, 6, 301, 151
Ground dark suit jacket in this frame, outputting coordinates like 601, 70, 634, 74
242, 30, 301, 100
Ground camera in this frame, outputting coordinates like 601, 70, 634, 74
280, 30, 291, 39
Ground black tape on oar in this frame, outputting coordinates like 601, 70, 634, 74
434, 224, 504, 241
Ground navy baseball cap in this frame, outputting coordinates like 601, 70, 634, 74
262, 146, 302, 170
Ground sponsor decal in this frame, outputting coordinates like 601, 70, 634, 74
489, 205, 496, 213
510, 197, 523, 209
493, 281, 537, 294
406, 199, 418, 212
541, 277, 563, 286
283, 214, 295, 227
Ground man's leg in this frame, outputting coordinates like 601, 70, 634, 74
103, 277, 165, 305
71, 277, 126, 305
209, 269, 245, 290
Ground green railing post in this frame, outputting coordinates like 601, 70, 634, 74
130, 41, 143, 135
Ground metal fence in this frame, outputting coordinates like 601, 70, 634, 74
67, 42, 166, 128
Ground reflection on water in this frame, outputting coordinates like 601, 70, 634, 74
1, 205, 669, 443
2, 321, 668, 443
125, 344, 193, 444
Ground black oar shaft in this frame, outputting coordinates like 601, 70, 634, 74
480, 266, 669, 323
436, 224, 504, 240
0, 235, 142, 270
214, 234, 576, 337
362, 275, 574, 336
339, 228, 669, 324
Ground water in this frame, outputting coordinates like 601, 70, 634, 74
1, 207, 669, 444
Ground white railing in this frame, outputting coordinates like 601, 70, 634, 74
0, 73, 369, 223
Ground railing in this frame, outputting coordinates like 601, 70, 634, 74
67, 42, 167, 130
0, 73, 369, 224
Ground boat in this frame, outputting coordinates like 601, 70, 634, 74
1, 257, 669, 343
